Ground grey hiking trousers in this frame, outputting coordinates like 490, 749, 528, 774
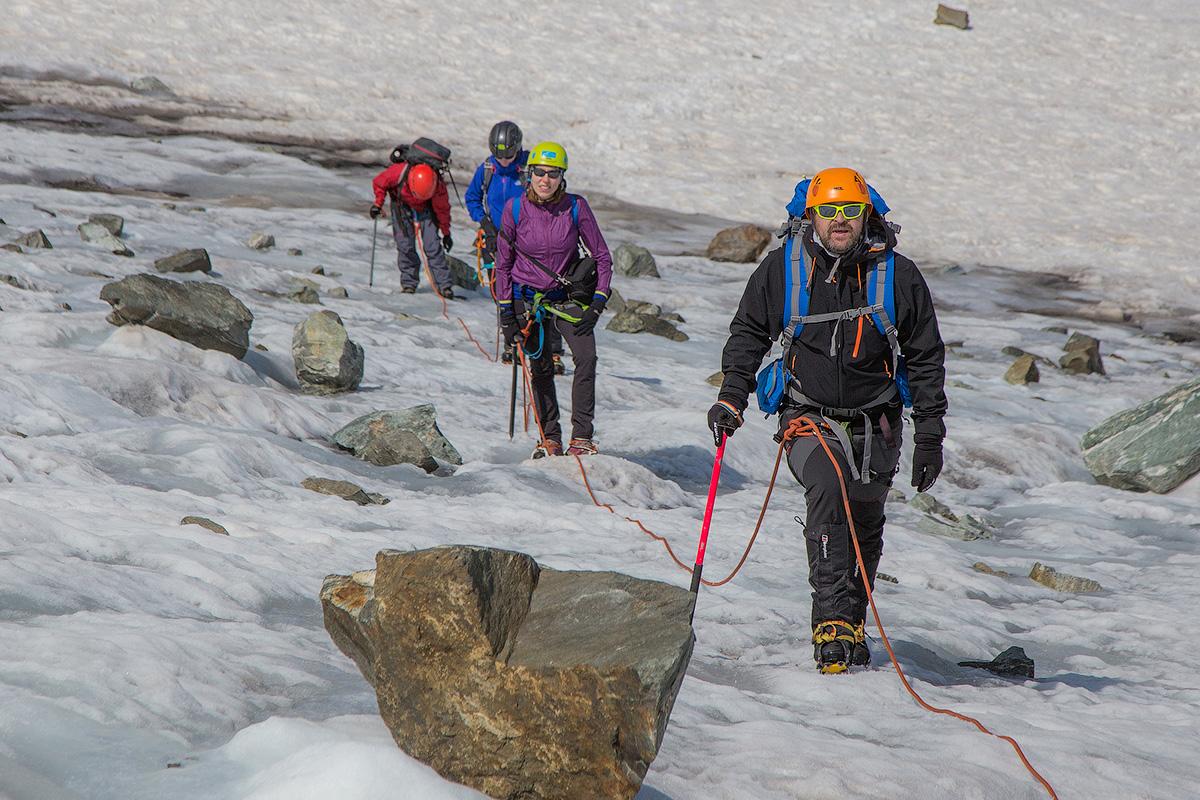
391, 206, 451, 291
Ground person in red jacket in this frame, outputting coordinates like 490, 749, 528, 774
370, 154, 455, 297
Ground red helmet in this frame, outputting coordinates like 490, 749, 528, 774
407, 164, 437, 201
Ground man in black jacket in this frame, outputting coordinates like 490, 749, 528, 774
707, 167, 947, 674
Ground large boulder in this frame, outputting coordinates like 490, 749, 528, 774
705, 224, 771, 263
613, 243, 660, 278
99, 274, 253, 358
447, 255, 480, 290
1081, 376, 1200, 493
331, 406, 461, 472
154, 248, 212, 274
321, 546, 694, 800
292, 310, 364, 394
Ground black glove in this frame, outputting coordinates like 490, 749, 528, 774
481, 217, 498, 239
500, 308, 523, 347
707, 401, 743, 447
442, 233, 453, 252
573, 297, 606, 336
911, 438, 944, 493
369, 204, 382, 219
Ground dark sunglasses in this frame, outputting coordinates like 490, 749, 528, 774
530, 166, 563, 179
812, 202, 867, 220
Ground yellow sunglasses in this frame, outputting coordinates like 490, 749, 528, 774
812, 202, 868, 220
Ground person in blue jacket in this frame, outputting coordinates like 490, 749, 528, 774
465, 121, 564, 371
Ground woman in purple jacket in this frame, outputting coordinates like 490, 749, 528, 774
495, 141, 614, 458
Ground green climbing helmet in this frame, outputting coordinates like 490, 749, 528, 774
527, 141, 568, 171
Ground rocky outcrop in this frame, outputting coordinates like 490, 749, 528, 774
705, 224, 771, 263
331, 406, 461, 473
1081, 376, 1200, 493
321, 546, 694, 800
154, 249, 212, 274
1029, 562, 1102, 593
1059, 332, 1105, 375
301, 476, 389, 505
99, 274, 253, 358
292, 310, 364, 394
613, 243, 660, 278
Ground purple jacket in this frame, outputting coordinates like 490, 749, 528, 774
494, 193, 613, 307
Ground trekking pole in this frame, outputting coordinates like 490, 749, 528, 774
369, 216, 378, 287
508, 346, 519, 440
689, 433, 727, 624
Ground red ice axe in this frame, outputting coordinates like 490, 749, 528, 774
688, 434, 726, 623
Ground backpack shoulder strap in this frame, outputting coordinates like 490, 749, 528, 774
482, 160, 494, 195
868, 251, 901, 378
511, 194, 521, 227
780, 231, 811, 350
569, 195, 579, 228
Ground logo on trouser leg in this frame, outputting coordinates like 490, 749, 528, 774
821, 533, 829, 560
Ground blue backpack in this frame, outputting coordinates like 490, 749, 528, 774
756, 179, 912, 414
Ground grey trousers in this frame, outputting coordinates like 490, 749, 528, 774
783, 410, 903, 629
391, 207, 451, 291
517, 308, 596, 444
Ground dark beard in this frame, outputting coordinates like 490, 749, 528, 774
817, 226, 862, 255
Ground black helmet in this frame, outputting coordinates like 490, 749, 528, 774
389, 143, 410, 164
488, 121, 522, 160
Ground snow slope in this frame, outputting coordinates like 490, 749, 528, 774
2, 122, 1200, 799
3, 0, 1200, 314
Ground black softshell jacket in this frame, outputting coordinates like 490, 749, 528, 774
718, 219, 948, 444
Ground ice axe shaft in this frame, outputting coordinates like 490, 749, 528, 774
369, 216, 378, 287
689, 434, 726, 623
508, 349, 519, 440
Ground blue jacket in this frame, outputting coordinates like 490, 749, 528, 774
465, 152, 529, 227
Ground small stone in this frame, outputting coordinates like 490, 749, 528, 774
934, 4, 970, 29
328, 287, 349, 299
166, 762, 182, 769
0, 244, 22, 254
886, 488, 908, 503
875, 573, 899, 584
88, 213, 124, 237
1000, 346, 1055, 368
1004, 354, 1040, 385
625, 300, 662, 317
1060, 332, 1105, 375
131, 76, 173, 95
706, 371, 724, 388
154, 249, 212, 274
301, 476, 389, 506
247, 232, 275, 250
1029, 562, 1102, 593
705, 224, 772, 263
605, 310, 688, 342
290, 281, 322, 304
254, 343, 268, 351
909, 492, 957, 521
59, 302, 72, 311
972, 562, 1012, 578
612, 243, 660, 278
311, 266, 326, 275
1, 274, 33, 290
958, 646, 1034, 679
15, 230, 52, 249
1042, 325, 1069, 334
181, 516, 229, 536
662, 312, 686, 323
287, 248, 303, 256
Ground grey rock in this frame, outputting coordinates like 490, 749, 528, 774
332, 406, 461, 471
289, 280, 321, 304
287, 248, 303, 256
606, 310, 688, 342
292, 310, 364, 394
1000, 346, 1055, 368
705, 224, 772, 263
99, 273, 253, 358
613, 243, 660, 278
910, 492, 956, 520
181, 516, 228, 536
321, 545, 693, 800
15, 230, 51, 249
886, 488, 908, 503
875, 572, 899, 584
1029, 562, 1102, 593
0, 244, 22, 254
301, 476, 389, 506
154, 248, 212, 274
1004, 354, 1040, 385
910, 493, 992, 540
934, 4, 970, 30
958, 647, 1034, 679
88, 213, 124, 237
1, 273, 34, 290
1060, 332, 1105, 375
624, 300, 662, 317
706, 371, 724, 388
1042, 325, 1069, 334
78, 222, 133, 256
662, 311, 686, 323
446, 255, 480, 290
247, 232, 275, 250
973, 562, 1012, 578
327, 287, 350, 299
1081, 376, 1200, 493
130, 76, 174, 95
606, 287, 626, 314
311, 266, 326, 275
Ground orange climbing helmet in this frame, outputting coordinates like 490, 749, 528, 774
805, 168, 872, 211
407, 163, 438, 201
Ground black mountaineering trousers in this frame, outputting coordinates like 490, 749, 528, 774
783, 410, 903, 629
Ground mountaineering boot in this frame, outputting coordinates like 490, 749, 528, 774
850, 622, 870, 667
552, 353, 566, 375
401, 286, 417, 294
532, 440, 562, 459
566, 438, 598, 456
440, 286, 456, 300
501, 344, 514, 365
812, 620, 863, 674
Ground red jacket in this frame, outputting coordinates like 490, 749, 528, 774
372, 164, 451, 235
